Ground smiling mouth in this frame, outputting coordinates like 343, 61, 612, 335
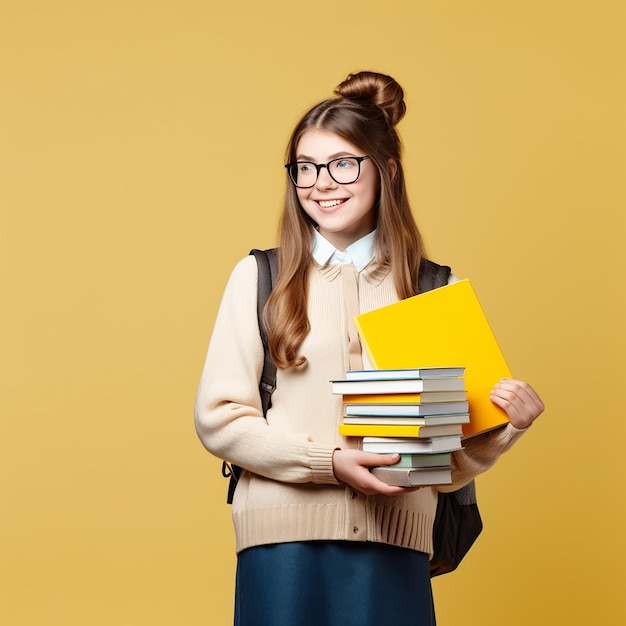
318, 199, 346, 209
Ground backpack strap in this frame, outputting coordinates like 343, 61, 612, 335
250, 248, 279, 415
418, 259, 451, 293
416, 261, 483, 577
417, 263, 481, 577
223, 248, 278, 503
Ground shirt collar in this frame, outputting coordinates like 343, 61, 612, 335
311, 229, 376, 272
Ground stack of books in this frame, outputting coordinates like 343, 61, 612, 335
332, 367, 469, 486
353, 279, 512, 439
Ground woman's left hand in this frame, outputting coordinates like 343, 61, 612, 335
490, 378, 545, 429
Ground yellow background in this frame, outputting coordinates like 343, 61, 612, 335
1, 1, 624, 624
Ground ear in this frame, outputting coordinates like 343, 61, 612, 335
388, 158, 398, 180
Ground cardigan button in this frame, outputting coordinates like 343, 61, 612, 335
353, 526, 359, 534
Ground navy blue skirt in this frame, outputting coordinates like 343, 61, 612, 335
234, 541, 435, 626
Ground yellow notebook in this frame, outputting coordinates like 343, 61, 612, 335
354, 279, 512, 438
338, 422, 458, 438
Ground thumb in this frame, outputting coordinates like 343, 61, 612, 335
366, 452, 400, 467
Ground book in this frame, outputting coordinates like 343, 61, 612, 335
401, 423, 464, 438
393, 452, 452, 468
360, 423, 464, 438
342, 414, 470, 427
331, 377, 465, 395
345, 367, 465, 380
362, 435, 463, 453
371, 466, 452, 487
344, 400, 469, 416
343, 391, 468, 404
354, 279, 512, 438
340, 422, 468, 437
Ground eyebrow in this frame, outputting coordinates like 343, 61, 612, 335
295, 151, 360, 161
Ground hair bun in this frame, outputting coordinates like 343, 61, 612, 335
334, 71, 406, 126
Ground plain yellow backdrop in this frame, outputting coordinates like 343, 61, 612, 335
1, 1, 624, 624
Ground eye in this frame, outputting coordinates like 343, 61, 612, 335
299, 162, 315, 173
334, 158, 357, 170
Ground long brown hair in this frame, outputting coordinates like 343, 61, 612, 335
266, 71, 426, 369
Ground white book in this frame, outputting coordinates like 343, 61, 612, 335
342, 413, 470, 426
331, 377, 465, 395
345, 401, 469, 416
371, 466, 453, 487
362, 435, 463, 454
345, 367, 465, 381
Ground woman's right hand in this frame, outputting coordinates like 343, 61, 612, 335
332, 448, 420, 496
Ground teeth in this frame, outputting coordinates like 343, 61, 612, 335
319, 200, 343, 208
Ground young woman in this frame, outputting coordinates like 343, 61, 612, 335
195, 71, 544, 626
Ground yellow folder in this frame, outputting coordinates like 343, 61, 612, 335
354, 279, 512, 438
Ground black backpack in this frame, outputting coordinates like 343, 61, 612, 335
222, 248, 482, 577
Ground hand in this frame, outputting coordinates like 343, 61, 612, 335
490, 378, 545, 429
332, 449, 420, 496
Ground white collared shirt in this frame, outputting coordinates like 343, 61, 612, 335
311, 229, 376, 272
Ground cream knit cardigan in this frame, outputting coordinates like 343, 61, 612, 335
195, 255, 527, 555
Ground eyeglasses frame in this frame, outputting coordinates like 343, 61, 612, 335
285, 156, 370, 188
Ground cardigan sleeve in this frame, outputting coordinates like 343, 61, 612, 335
194, 256, 338, 486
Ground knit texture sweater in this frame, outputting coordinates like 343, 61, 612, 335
195, 255, 527, 555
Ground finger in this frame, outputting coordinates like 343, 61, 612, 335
490, 380, 544, 427
490, 389, 523, 419
495, 379, 544, 414
496, 379, 534, 401
361, 473, 421, 496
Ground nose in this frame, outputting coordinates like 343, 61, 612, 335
315, 164, 337, 188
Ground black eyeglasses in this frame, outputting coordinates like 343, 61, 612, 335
285, 156, 370, 188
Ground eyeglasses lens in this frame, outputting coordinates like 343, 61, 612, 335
330, 158, 360, 184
